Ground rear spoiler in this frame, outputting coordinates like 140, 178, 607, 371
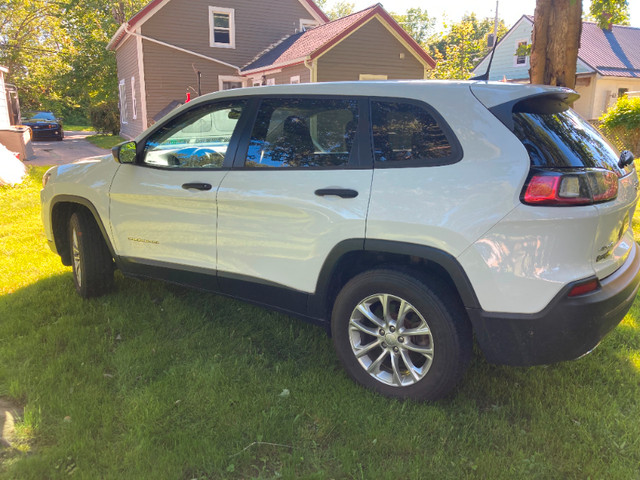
488, 91, 580, 131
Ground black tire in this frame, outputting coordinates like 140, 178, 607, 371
331, 269, 472, 401
68, 210, 114, 298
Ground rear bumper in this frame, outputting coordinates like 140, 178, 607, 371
468, 241, 640, 366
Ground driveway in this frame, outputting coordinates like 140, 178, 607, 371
27, 131, 110, 166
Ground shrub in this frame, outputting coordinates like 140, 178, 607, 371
599, 96, 640, 156
89, 101, 120, 135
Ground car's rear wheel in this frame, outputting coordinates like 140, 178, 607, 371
331, 269, 472, 401
69, 210, 114, 298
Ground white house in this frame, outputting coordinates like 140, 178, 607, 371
0, 66, 10, 128
473, 15, 640, 120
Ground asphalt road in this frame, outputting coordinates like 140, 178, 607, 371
27, 131, 111, 167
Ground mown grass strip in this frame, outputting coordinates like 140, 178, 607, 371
1, 167, 639, 479
84, 135, 126, 150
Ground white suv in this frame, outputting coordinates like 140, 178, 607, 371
41, 81, 640, 400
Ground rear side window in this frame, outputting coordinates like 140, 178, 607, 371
512, 101, 631, 176
245, 98, 358, 168
371, 100, 458, 165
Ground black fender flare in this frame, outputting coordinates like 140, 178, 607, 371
49, 195, 117, 260
310, 239, 480, 318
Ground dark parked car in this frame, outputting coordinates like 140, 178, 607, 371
23, 111, 64, 141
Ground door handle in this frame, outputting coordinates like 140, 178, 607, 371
314, 188, 359, 199
182, 183, 212, 191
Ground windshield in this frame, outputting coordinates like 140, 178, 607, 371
29, 112, 57, 121
512, 103, 631, 177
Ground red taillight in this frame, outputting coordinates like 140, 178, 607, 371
522, 169, 618, 206
568, 278, 600, 297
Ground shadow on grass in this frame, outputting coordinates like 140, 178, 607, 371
1, 272, 640, 478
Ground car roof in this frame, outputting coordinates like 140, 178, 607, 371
185, 80, 576, 109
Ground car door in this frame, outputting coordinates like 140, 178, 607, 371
216, 96, 373, 311
109, 99, 247, 283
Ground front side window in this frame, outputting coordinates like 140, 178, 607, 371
245, 98, 359, 168
371, 100, 455, 164
143, 100, 245, 169
209, 7, 235, 48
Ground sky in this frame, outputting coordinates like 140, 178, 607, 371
320, 0, 640, 30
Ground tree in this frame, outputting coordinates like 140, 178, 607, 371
315, 0, 354, 20
0, 0, 146, 121
390, 8, 435, 46
428, 14, 507, 80
529, 0, 583, 88
0, 1, 69, 112
589, 0, 629, 29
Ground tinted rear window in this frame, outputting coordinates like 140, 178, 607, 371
371, 100, 459, 165
512, 103, 631, 176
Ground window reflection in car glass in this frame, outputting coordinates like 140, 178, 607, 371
512, 108, 629, 176
143, 101, 245, 169
246, 98, 358, 168
371, 101, 453, 163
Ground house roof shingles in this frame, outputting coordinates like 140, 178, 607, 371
578, 22, 640, 78
242, 4, 435, 73
242, 6, 377, 72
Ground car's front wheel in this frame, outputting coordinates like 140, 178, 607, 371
331, 269, 472, 401
69, 210, 114, 298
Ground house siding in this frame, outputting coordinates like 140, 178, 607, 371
142, 40, 238, 123
140, 0, 315, 69
256, 64, 311, 85
573, 74, 597, 120
316, 18, 425, 82
474, 19, 534, 81
590, 76, 640, 119
115, 36, 145, 138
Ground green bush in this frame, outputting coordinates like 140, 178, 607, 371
599, 96, 640, 156
89, 101, 120, 135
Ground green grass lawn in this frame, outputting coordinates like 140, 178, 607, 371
84, 134, 126, 150
63, 124, 94, 132
1, 167, 640, 479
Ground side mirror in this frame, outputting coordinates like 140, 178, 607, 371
619, 150, 635, 169
112, 141, 138, 164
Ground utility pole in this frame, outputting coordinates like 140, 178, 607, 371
493, 0, 499, 44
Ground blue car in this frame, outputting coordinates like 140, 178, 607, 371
23, 111, 64, 141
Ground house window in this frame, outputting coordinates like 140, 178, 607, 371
223, 81, 243, 90
515, 41, 528, 66
219, 75, 245, 91
131, 76, 137, 120
119, 79, 128, 124
266, 78, 275, 86
290, 75, 300, 84
300, 19, 319, 31
209, 7, 235, 48
359, 74, 388, 81
618, 88, 629, 98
